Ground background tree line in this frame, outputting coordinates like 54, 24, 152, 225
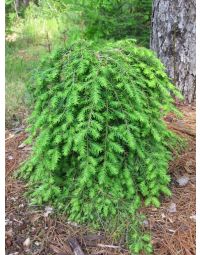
6, 0, 153, 47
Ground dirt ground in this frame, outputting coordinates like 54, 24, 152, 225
5, 105, 196, 255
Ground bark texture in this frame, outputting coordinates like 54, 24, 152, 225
23, 0, 30, 6
151, 0, 196, 103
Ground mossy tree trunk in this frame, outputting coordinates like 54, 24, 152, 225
151, 0, 196, 103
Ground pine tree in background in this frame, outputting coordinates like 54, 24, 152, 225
20, 39, 183, 254
69, 0, 152, 47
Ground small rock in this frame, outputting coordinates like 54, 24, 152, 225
45, 206, 53, 212
18, 143, 26, 149
143, 220, 149, 226
167, 203, 177, 213
44, 206, 53, 217
5, 219, 12, 226
176, 176, 189, 186
35, 241, 40, 246
23, 237, 31, 248
189, 215, 196, 221
8, 155, 14, 160
8, 252, 19, 255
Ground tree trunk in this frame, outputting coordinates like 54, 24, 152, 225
14, 0, 20, 16
150, 0, 196, 103
23, 0, 30, 6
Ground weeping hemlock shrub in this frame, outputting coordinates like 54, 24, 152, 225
20, 39, 182, 254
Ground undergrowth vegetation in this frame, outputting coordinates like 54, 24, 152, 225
73, 0, 152, 47
5, 0, 82, 126
5, 43, 41, 127
19, 39, 183, 254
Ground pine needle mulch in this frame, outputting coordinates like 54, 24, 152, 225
5, 105, 196, 255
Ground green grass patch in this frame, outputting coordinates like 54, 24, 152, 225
5, 42, 47, 127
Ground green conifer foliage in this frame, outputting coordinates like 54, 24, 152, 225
68, 0, 152, 47
20, 39, 182, 254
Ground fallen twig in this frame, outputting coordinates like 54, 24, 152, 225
96, 243, 125, 250
167, 124, 195, 137
68, 238, 85, 255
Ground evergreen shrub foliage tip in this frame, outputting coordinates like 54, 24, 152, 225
20, 39, 182, 254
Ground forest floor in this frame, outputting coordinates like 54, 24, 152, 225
5, 104, 196, 255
